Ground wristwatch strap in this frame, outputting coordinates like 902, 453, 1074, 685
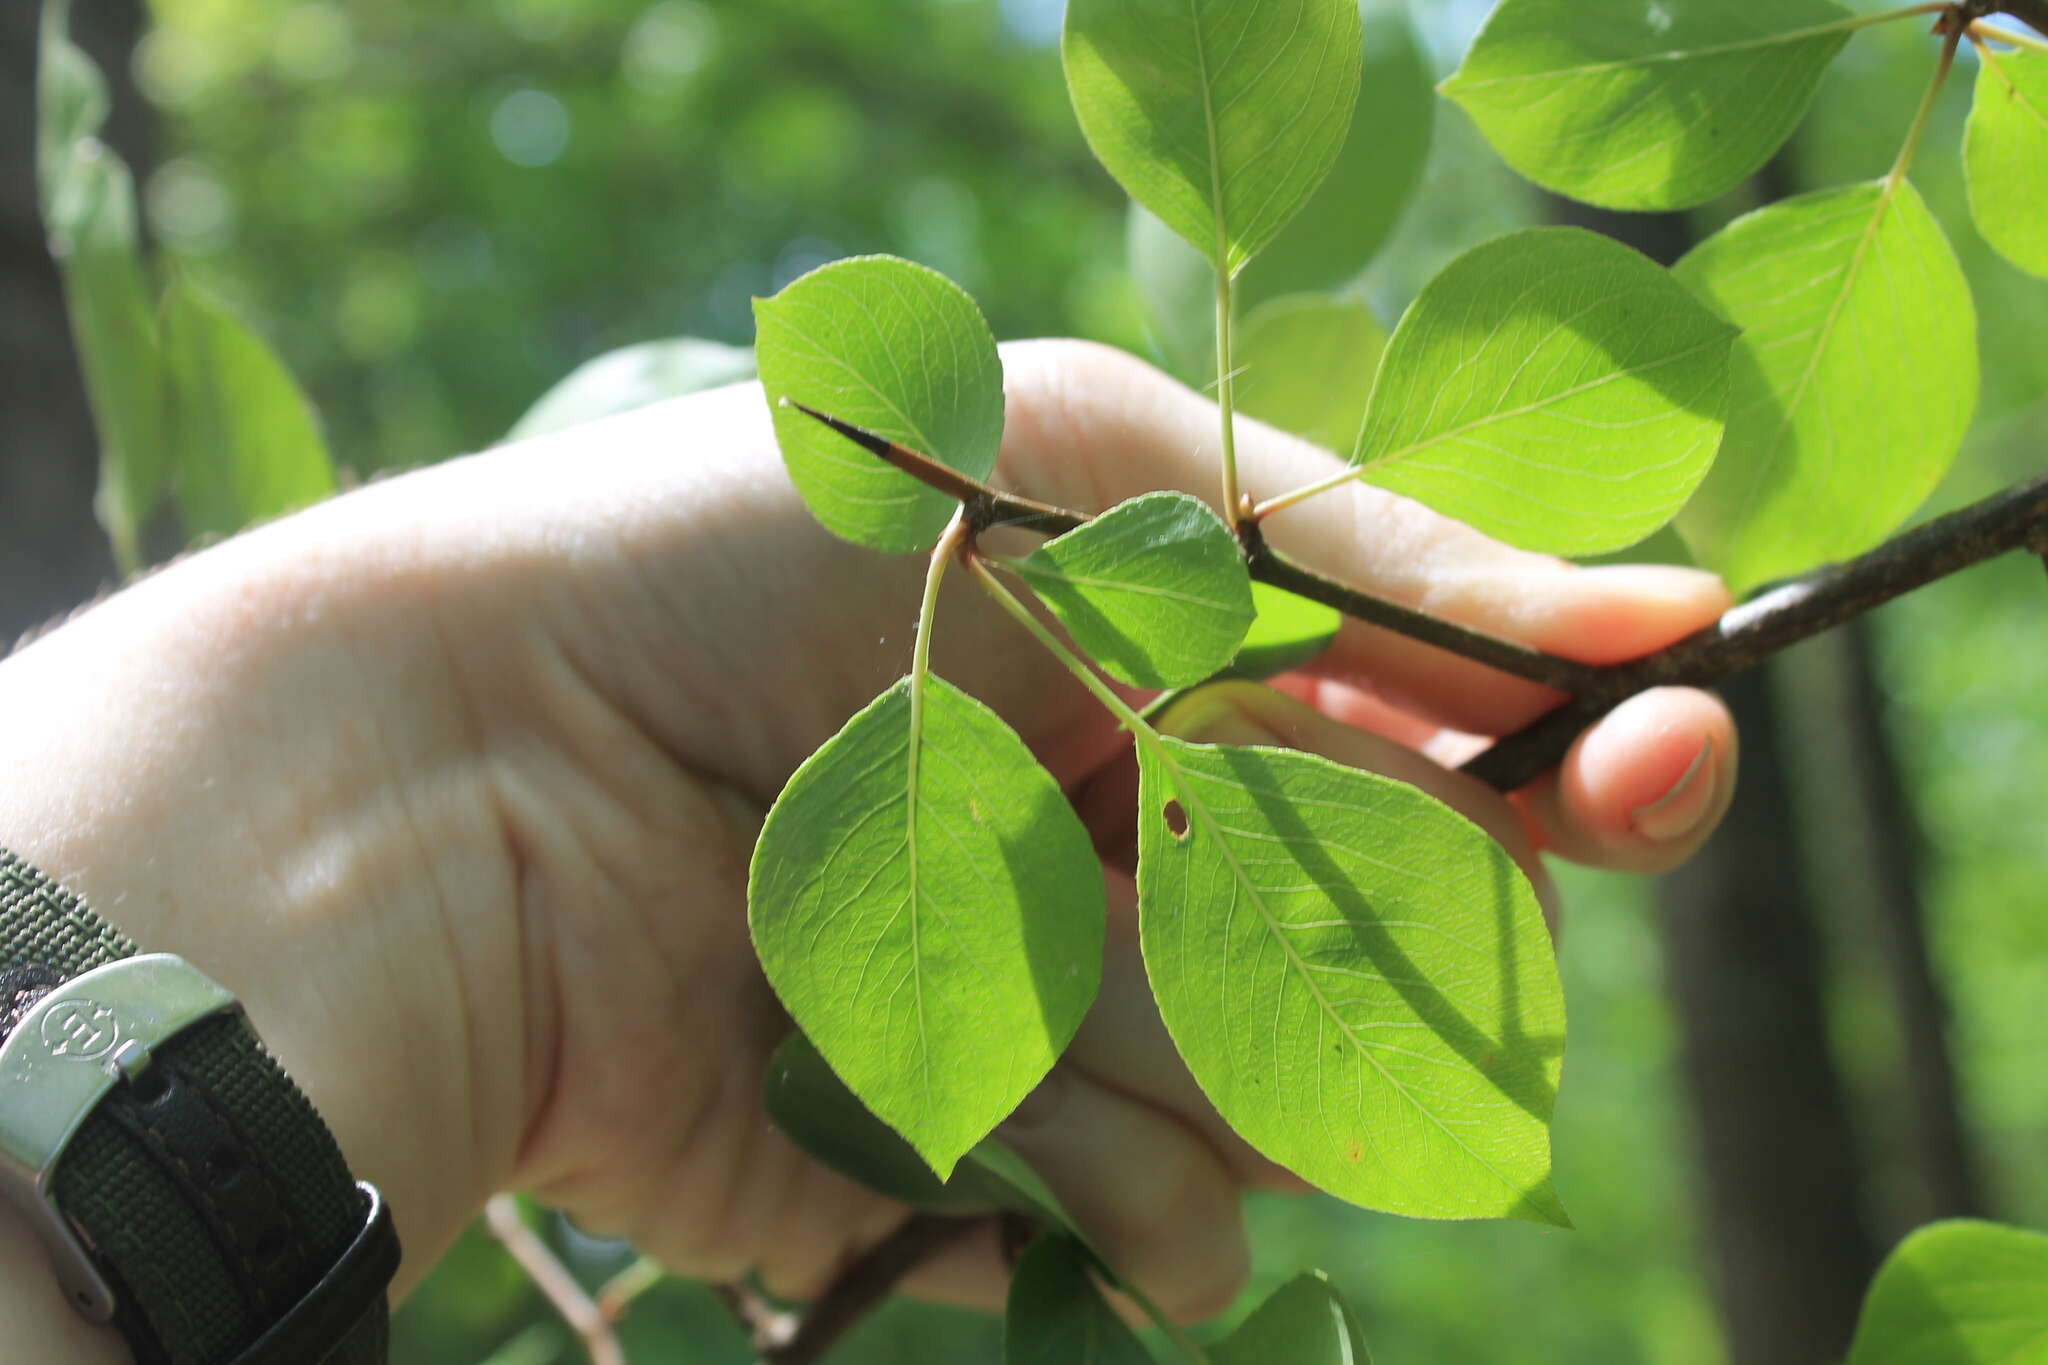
0, 850, 396, 1364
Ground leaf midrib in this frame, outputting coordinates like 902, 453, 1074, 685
1153, 743, 1532, 1203
1447, 14, 1853, 93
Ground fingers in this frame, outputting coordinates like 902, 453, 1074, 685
996, 340, 1730, 736
1516, 686, 1737, 875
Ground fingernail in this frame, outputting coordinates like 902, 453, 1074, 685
1000, 1070, 1067, 1134
1630, 738, 1718, 843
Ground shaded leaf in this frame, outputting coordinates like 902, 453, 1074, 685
1443, 0, 1855, 210
1674, 181, 1978, 593
1136, 736, 1568, 1224
1966, 44, 2048, 281
1005, 1238, 1154, 1365
1011, 492, 1254, 689
38, 0, 164, 567
1354, 228, 1734, 556
754, 256, 1003, 553
510, 338, 756, 440
1065, 0, 1362, 277
1847, 1220, 2048, 1364
161, 279, 336, 539
749, 677, 1105, 1177
1227, 582, 1342, 681
1236, 295, 1386, 455
1213, 1273, 1371, 1365
764, 1031, 1085, 1228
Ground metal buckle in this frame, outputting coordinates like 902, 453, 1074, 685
0, 953, 240, 1321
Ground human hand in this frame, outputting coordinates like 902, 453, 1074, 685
0, 340, 1734, 1359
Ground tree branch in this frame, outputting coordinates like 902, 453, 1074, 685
762, 1215, 979, 1365
786, 406, 2048, 790
1462, 472, 2048, 790
1987, 0, 2048, 38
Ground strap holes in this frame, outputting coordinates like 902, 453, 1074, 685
206, 1144, 243, 1183
130, 1071, 170, 1104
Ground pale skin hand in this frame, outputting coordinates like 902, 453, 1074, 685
0, 340, 1736, 1359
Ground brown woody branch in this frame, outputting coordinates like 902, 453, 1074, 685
760, 1215, 979, 1365
1982, 0, 2048, 38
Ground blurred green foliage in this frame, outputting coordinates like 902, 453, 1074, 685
126, 0, 2048, 1361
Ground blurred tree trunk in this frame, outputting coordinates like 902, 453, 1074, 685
0, 0, 146, 640
1659, 665, 1883, 1364
1541, 194, 1887, 1361
1775, 622, 1987, 1230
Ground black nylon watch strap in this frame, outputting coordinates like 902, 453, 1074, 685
0, 850, 395, 1365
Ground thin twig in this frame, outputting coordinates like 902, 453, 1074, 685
763, 1215, 979, 1365
712, 1279, 801, 1353
1987, 0, 2048, 39
484, 1195, 627, 1365
594, 1257, 668, 1324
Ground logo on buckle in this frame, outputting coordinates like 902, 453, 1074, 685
39, 1000, 124, 1061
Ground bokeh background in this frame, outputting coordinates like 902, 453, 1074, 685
4, 1, 2047, 1361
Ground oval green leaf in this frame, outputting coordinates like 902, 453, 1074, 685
749, 676, 1105, 1177
1005, 1238, 1155, 1365
1213, 1273, 1372, 1365
1442, 0, 1856, 211
1010, 492, 1254, 689
1236, 295, 1386, 455
1136, 736, 1568, 1225
754, 256, 1004, 554
1065, 0, 1363, 278
1847, 1220, 2048, 1364
1674, 180, 1978, 593
1353, 227, 1735, 556
161, 279, 338, 539
510, 339, 756, 441
1966, 44, 2048, 281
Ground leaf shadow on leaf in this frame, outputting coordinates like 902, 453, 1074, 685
1227, 753, 1565, 1218
999, 770, 1110, 1042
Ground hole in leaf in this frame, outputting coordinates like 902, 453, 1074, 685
1163, 801, 1189, 839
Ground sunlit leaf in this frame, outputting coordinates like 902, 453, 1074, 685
1674, 181, 1978, 593
161, 279, 337, 539
1236, 295, 1386, 455
509, 339, 756, 440
38, 0, 164, 568
1010, 492, 1253, 689
1065, 0, 1362, 277
1847, 1220, 2048, 1364
1965, 44, 2048, 281
1442, 0, 1856, 210
1228, 583, 1342, 681
1124, 1, 1432, 374
1352, 228, 1734, 556
1213, 1273, 1372, 1365
749, 677, 1104, 1177
1136, 736, 1568, 1224
754, 256, 1004, 553
1005, 1238, 1154, 1365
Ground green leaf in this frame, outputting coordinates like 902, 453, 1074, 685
1674, 181, 1978, 593
1236, 295, 1386, 455
1966, 45, 2048, 281
1847, 1221, 2048, 1364
509, 339, 756, 440
1353, 228, 1735, 556
1213, 1273, 1371, 1365
1124, 1, 1433, 372
1065, 0, 1363, 278
1005, 1239, 1155, 1365
749, 677, 1105, 1177
1010, 492, 1254, 690
1442, 0, 1856, 211
161, 279, 338, 540
754, 256, 1004, 554
1228, 583, 1342, 681
1136, 736, 1567, 1225
38, 0, 164, 569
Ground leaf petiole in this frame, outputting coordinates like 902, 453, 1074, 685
1891, 13, 1967, 189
